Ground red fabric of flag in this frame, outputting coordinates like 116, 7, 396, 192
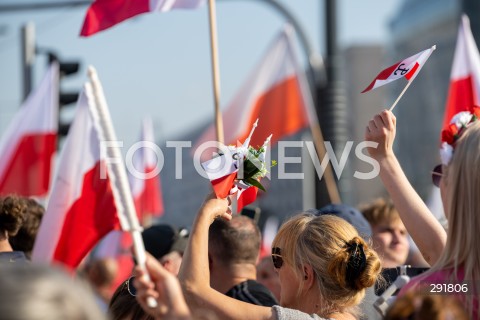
362, 46, 435, 93
442, 15, 480, 132
32, 86, 120, 269
0, 63, 58, 197
80, 0, 149, 37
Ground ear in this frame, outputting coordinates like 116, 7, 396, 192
303, 264, 315, 290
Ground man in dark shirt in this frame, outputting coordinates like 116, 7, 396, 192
208, 215, 278, 306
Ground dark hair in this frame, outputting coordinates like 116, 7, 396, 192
208, 215, 261, 265
0, 196, 27, 236
108, 278, 154, 320
9, 198, 44, 257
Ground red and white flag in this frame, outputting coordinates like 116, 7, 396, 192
202, 155, 258, 213
195, 26, 313, 152
0, 63, 58, 197
94, 230, 135, 289
80, 0, 205, 37
442, 14, 480, 131
32, 85, 125, 269
198, 26, 315, 211
201, 131, 271, 213
129, 118, 164, 223
362, 45, 436, 93
202, 153, 238, 200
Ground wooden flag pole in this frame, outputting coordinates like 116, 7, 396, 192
389, 80, 413, 112
389, 45, 436, 112
207, 0, 238, 210
282, 26, 341, 204
207, 0, 224, 145
309, 119, 342, 204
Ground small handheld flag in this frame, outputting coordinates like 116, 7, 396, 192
201, 120, 272, 212
362, 46, 436, 93
362, 45, 436, 111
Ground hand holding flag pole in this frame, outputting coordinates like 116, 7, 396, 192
88, 67, 157, 309
362, 45, 436, 111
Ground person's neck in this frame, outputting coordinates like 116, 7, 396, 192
324, 312, 355, 320
211, 263, 257, 294
296, 287, 355, 320
0, 233, 13, 252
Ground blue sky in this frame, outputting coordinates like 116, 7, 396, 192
0, 0, 402, 149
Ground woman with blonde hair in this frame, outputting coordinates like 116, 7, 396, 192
135, 194, 382, 320
365, 109, 480, 318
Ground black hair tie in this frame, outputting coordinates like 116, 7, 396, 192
345, 241, 367, 289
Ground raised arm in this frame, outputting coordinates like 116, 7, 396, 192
178, 194, 274, 320
365, 110, 446, 265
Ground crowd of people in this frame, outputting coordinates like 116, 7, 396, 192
0, 109, 479, 319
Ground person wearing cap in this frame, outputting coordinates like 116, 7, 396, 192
142, 224, 188, 276
208, 215, 278, 306
308, 204, 373, 240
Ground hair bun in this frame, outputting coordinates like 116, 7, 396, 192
328, 236, 382, 291
345, 238, 367, 289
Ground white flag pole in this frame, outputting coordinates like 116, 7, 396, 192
389, 45, 436, 112
389, 80, 413, 112
87, 67, 157, 308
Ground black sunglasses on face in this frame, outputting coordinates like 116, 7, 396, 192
431, 164, 443, 188
125, 276, 136, 296
271, 247, 283, 269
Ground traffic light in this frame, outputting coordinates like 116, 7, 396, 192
48, 52, 80, 138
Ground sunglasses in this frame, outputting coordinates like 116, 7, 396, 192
125, 276, 136, 297
431, 164, 443, 188
271, 247, 283, 269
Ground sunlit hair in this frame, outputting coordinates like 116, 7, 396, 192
433, 120, 480, 318
359, 198, 401, 226
272, 214, 382, 317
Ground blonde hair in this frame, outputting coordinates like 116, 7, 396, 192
272, 214, 382, 316
359, 198, 401, 226
432, 120, 480, 318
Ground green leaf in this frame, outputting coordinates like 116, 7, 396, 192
245, 177, 266, 192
